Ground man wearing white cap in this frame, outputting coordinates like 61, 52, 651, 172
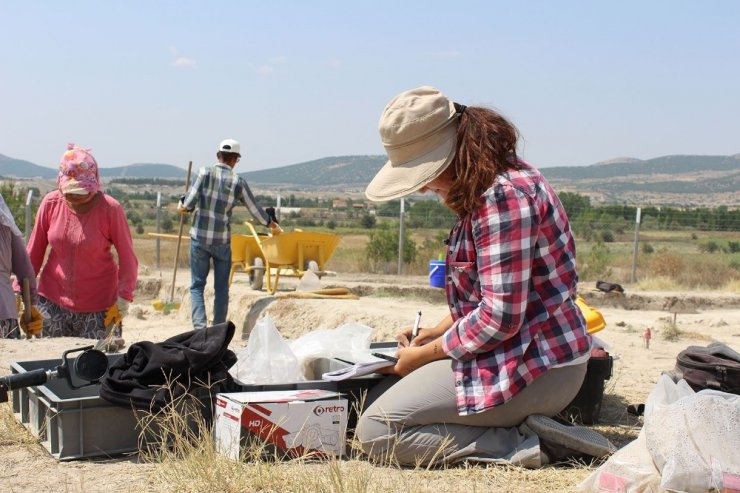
179, 139, 281, 330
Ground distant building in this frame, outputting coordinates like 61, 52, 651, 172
332, 200, 348, 208
352, 203, 366, 210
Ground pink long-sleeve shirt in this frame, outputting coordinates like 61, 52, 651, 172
26, 191, 138, 312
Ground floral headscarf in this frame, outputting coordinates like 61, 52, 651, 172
57, 143, 101, 195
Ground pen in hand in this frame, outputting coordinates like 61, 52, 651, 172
371, 352, 399, 364
410, 310, 422, 344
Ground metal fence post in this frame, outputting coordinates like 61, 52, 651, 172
156, 191, 162, 269
397, 198, 405, 275
24, 190, 34, 243
630, 207, 642, 283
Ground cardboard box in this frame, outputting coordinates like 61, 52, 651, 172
214, 389, 348, 460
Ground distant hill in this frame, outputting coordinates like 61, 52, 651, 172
539, 154, 740, 206
1, 151, 738, 205
98, 163, 187, 179
0, 154, 187, 179
540, 154, 740, 180
0, 154, 57, 179
240, 155, 386, 188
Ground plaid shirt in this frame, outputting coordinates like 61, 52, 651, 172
441, 162, 592, 415
182, 163, 271, 245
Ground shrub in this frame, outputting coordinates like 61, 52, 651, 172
699, 241, 721, 253
128, 211, 142, 225
161, 216, 174, 233
601, 230, 615, 243
365, 230, 416, 272
641, 242, 654, 254
728, 241, 740, 254
579, 241, 612, 281
360, 214, 376, 229
648, 250, 684, 278
677, 255, 738, 289
136, 224, 144, 235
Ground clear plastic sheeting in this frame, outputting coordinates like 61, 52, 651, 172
645, 376, 740, 492
580, 375, 740, 493
290, 323, 375, 378
228, 315, 304, 384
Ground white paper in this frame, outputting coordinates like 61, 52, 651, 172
321, 353, 395, 381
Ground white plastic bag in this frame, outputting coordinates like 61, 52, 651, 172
289, 323, 374, 378
228, 315, 304, 384
580, 375, 740, 493
578, 430, 663, 492
644, 375, 740, 492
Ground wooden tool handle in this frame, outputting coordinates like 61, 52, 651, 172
170, 161, 193, 302
22, 278, 32, 323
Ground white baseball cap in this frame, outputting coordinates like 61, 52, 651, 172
218, 138, 241, 155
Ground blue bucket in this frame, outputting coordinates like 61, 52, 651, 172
429, 260, 445, 288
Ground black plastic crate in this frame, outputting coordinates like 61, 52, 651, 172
560, 355, 613, 425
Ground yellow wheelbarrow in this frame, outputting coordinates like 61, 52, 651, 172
231, 222, 341, 294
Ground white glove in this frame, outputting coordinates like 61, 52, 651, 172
116, 297, 130, 317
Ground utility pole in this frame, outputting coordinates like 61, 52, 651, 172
155, 191, 162, 269
630, 207, 642, 283
24, 190, 34, 243
397, 198, 405, 275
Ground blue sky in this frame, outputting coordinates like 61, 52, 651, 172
1, 1, 739, 172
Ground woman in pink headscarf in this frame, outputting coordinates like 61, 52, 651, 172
24, 143, 138, 339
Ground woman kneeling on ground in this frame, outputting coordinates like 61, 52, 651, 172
22, 144, 138, 339
357, 87, 608, 467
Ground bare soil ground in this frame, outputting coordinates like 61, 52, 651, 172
2, 268, 739, 492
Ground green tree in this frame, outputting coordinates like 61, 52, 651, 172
127, 211, 142, 226
407, 200, 456, 228
161, 216, 174, 233
0, 181, 38, 233
366, 229, 417, 268
579, 241, 612, 281
360, 214, 377, 229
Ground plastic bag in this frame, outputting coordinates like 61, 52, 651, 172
289, 323, 374, 379
644, 375, 740, 492
577, 430, 663, 493
228, 315, 304, 384
579, 375, 740, 492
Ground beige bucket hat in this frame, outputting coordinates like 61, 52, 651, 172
365, 86, 463, 202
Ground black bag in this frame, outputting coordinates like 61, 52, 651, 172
595, 280, 624, 294
674, 342, 740, 394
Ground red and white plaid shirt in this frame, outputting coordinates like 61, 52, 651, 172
442, 162, 591, 415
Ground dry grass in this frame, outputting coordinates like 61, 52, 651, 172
134, 230, 740, 290
660, 320, 682, 342
0, 402, 36, 446
725, 279, 740, 293
133, 387, 598, 493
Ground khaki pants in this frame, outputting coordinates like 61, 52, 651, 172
356, 360, 587, 467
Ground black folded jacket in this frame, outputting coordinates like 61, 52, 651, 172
100, 321, 239, 411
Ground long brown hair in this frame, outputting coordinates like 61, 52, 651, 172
445, 107, 520, 215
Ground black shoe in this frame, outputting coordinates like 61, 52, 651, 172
525, 415, 616, 461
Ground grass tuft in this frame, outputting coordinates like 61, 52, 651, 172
0, 402, 36, 446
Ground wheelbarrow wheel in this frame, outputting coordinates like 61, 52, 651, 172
249, 257, 265, 291
306, 260, 321, 279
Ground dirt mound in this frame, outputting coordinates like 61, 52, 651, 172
580, 291, 740, 312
